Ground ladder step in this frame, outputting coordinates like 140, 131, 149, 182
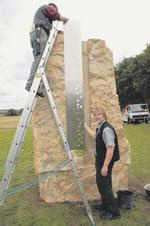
7, 159, 71, 197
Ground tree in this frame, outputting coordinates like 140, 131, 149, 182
115, 44, 150, 108
6, 109, 18, 116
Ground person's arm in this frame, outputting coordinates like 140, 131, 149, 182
84, 123, 95, 139
101, 145, 114, 176
101, 127, 115, 176
59, 15, 69, 24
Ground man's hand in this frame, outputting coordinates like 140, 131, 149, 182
101, 165, 108, 176
60, 16, 69, 24
84, 123, 95, 139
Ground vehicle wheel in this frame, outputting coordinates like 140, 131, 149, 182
127, 118, 131, 124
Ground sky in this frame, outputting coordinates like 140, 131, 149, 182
0, 0, 150, 109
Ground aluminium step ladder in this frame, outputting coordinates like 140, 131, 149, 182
0, 22, 96, 226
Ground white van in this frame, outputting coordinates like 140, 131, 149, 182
122, 104, 149, 123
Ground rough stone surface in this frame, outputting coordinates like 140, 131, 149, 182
32, 33, 130, 203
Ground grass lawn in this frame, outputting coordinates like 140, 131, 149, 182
0, 117, 150, 226
124, 124, 150, 186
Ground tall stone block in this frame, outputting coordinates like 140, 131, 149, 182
32, 33, 67, 174
32, 28, 130, 203
85, 39, 130, 192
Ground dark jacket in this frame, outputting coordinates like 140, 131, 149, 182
96, 121, 120, 167
34, 5, 60, 33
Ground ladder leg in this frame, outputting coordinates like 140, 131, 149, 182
71, 161, 96, 226
0, 94, 38, 206
42, 72, 96, 226
0, 23, 59, 206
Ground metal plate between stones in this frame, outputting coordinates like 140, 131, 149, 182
64, 20, 85, 150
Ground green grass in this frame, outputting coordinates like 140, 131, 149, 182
124, 124, 150, 185
0, 128, 34, 183
0, 121, 150, 226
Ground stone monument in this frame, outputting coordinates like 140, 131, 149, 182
32, 21, 130, 203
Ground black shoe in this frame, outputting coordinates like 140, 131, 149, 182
100, 211, 120, 220
36, 91, 45, 97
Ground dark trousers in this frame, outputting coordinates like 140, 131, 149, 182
25, 27, 49, 92
96, 162, 120, 215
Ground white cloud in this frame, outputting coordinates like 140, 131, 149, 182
0, 0, 150, 108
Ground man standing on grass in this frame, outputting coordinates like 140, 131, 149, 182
85, 107, 120, 220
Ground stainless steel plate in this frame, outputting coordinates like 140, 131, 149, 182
64, 20, 85, 149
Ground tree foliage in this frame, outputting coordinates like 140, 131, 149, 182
6, 108, 23, 116
115, 44, 150, 108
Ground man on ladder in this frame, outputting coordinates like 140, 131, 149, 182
25, 3, 68, 97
